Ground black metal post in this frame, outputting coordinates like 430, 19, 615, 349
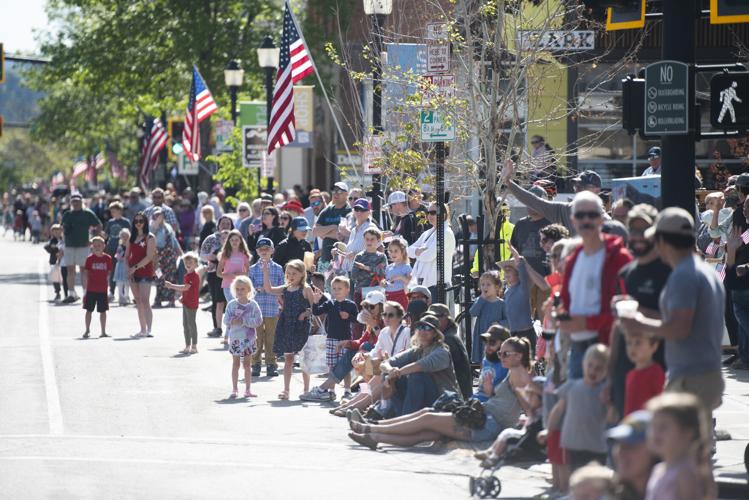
229, 87, 238, 125
661, 0, 696, 214
160, 109, 168, 188
566, 65, 578, 178
436, 141, 446, 305
459, 214, 473, 348
264, 66, 274, 196
369, 13, 386, 227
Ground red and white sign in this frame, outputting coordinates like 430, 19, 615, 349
422, 74, 455, 105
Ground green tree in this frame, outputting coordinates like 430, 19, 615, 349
0, 128, 73, 192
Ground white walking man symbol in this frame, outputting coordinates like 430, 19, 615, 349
718, 81, 742, 124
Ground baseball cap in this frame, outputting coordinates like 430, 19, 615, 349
648, 146, 662, 158
283, 199, 304, 214
644, 207, 694, 239
480, 324, 510, 343
362, 290, 386, 305
427, 303, 450, 318
353, 198, 371, 211
70, 193, 82, 201
529, 185, 547, 198
414, 314, 441, 331
572, 170, 602, 188
606, 410, 651, 444
601, 219, 629, 244
333, 181, 349, 192
290, 217, 311, 232
388, 191, 408, 206
260, 193, 273, 202
407, 285, 432, 301
736, 173, 749, 188
256, 237, 274, 249
627, 203, 658, 227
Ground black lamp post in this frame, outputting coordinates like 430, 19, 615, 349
223, 60, 244, 125
363, 0, 392, 228
257, 36, 280, 195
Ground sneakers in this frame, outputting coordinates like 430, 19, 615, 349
62, 295, 78, 304
99, 332, 109, 338
206, 328, 222, 338
251, 364, 262, 377
731, 359, 749, 370
54, 293, 61, 302
266, 365, 278, 377
108, 293, 115, 301
82, 332, 90, 339
299, 386, 336, 402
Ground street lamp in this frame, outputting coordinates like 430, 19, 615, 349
363, 0, 392, 229
223, 60, 244, 125
257, 36, 280, 195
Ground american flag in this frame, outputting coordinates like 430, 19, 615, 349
706, 240, 720, 256
716, 263, 726, 281
183, 66, 218, 162
138, 117, 167, 190
86, 153, 106, 185
71, 161, 88, 179
267, 1, 314, 154
741, 229, 749, 245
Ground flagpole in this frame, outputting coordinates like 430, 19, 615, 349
286, 0, 361, 181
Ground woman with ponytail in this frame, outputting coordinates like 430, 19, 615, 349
346, 336, 533, 450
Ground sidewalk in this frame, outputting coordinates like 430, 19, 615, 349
715, 365, 749, 489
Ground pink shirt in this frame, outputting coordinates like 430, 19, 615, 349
220, 252, 249, 288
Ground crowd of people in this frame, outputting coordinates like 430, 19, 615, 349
0, 156, 739, 498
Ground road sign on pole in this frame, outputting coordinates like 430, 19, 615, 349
242, 125, 265, 168
421, 74, 455, 105
426, 22, 448, 41
643, 60, 689, 135
420, 111, 455, 142
426, 44, 450, 73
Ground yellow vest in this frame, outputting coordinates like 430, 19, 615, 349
471, 219, 514, 274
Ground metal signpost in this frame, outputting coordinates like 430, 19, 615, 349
643, 60, 689, 135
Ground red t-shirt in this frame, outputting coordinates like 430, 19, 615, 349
624, 363, 665, 416
182, 271, 200, 310
85, 253, 113, 293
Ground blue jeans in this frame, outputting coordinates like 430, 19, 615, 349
568, 338, 597, 380
389, 372, 440, 417
330, 349, 357, 383
732, 289, 749, 364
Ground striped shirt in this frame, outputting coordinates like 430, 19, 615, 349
249, 260, 284, 318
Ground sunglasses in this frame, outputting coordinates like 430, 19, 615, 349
383, 312, 401, 318
427, 210, 438, 215
573, 211, 601, 220
134, 219, 146, 224
281, 216, 291, 221
354, 207, 369, 212
348, 196, 360, 201
333, 190, 346, 195
364, 304, 377, 310
262, 211, 273, 216
239, 208, 249, 212
417, 324, 435, 331
500, 351, 517, 358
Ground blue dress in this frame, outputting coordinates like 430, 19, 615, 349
113, 245, 129, 283
273, 287, 311, 355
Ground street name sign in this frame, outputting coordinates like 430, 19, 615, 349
516, 30, 595, 51
643, 60, 689, 135
420, 110, 455, 142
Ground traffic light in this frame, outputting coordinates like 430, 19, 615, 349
605, 0, 645, 31
710, 0, 749, 25
167, 118, 184, 161
710, 72, 749, 130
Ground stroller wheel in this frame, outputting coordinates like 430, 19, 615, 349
486, 476, 502, 498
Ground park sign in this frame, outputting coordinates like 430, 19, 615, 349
643, 61, 689, 135
516, 30, 595, 51
710, 72, 749, 130
420, 110, 455, 142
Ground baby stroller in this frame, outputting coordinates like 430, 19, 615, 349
468, 419, 546, 499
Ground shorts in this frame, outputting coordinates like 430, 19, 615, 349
546, 429, 566, 465
566, 449, 607, 472
229, 335, 256, 357
208, 272, 226, 304
222, 287, 234, 302
62, 246, 89, 267
468, 414, 503, 442
83, 291, 109, 312
131, 276, 154, 284
326, 338, 344, 368
665, 369, 724, 413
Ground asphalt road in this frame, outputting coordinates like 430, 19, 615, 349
0, 236, 554, 499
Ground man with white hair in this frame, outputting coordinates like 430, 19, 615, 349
558, 191, 632, 379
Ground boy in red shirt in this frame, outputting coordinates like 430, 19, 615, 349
165, 252, 204, 354
623, 331, 665, 416
82, 237, 113, 339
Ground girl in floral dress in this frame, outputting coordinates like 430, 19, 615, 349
263, 259, 315, 400
223, 276, 263, 399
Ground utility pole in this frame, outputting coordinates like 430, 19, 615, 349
436, 141, 446, 305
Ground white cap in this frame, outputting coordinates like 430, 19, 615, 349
388, 191, 407, 206
362, 290, 386, 305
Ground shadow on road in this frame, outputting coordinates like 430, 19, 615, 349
0, 272, 42, 285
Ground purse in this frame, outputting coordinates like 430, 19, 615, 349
452, 399, 487, 430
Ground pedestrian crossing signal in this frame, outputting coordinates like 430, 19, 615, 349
605, 0, 646, 31
710, 0, 749, 25
710, 73, 749, 130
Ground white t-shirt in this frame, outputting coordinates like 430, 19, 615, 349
568, 247, 605, 341
370, 325, 411, 360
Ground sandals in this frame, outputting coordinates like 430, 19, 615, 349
189, 347, 198, 354
229, 390, 238, 399
244, 389, 256, 398
180, 348, 190, 354
277, 390, 289, 400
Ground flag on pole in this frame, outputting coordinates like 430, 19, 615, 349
267, 1, 314, 154
705, 240, 720, 256
716, 263, 726, 281
741, 229, 749, 245
71, 160, 88, 179
51, 171, 65, 186
138, 117, 168, 190
183, 66, 218, 162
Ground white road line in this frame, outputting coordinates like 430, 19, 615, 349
37, 260, 64, 435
